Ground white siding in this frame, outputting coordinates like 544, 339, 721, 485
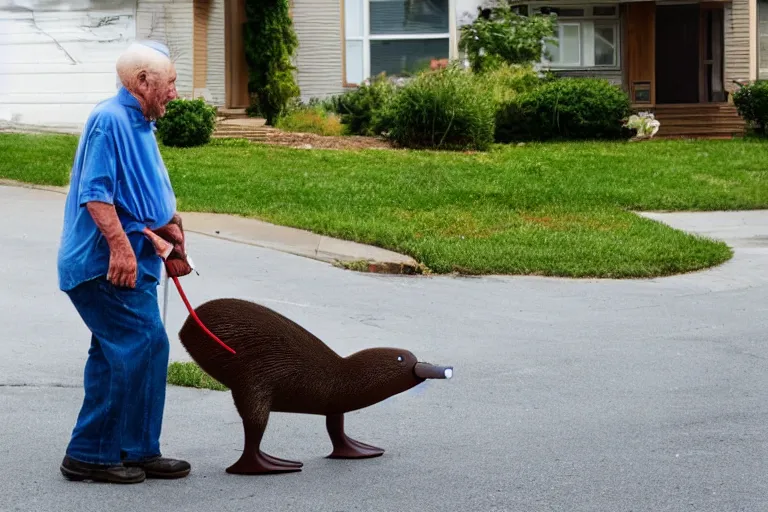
205, 0, 225, 105
0, 0, 136, 127
456, 0, 481, 26
725, 0, 754, 92
136, 0, 194, 97
293, 0, 346, 101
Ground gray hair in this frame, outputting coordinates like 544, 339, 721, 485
115, 40, 173, 89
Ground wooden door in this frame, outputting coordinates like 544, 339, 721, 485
655, 4, 700, 104
626, 2, 656, 105
225, 0, 250, 108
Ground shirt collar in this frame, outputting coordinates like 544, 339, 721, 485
118, 86, 143, 112
117, 86, 154, 128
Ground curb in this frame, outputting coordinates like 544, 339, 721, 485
0, 180, 424, 276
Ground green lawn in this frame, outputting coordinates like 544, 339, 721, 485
166, 361, 227, 391
2, 132, 767, 278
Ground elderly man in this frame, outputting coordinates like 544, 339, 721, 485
57, 40, 193, 484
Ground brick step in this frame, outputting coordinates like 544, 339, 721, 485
652, 103, 737, 109
217, 108, 249, 119
655, 107, 739, 112
654, 112, 741, 120
658, 123, 745, 131
656, 122, 746, 130
656, 116, 744, 123
212, 129, 268, 135
657, 127, 745, 136
213, 126, 270, 133
212, 130, 267, 135
655, 112, 742, 118
653, 108, 740, 117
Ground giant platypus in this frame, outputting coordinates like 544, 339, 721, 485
177, 297, 452, 475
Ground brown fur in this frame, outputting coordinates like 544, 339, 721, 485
177, 297, 448, 474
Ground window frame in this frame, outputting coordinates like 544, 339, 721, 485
547, 22, 583, 66
758, 0, 768, 80
342, 0, 453, 87
534, 3, 621, 71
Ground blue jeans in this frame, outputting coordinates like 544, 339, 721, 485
64, 275, 169, 465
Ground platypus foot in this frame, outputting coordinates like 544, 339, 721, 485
226, 451, 303, 474
325, 413, 385, 459
328, 435, 385, 459
261, 452, 304, 468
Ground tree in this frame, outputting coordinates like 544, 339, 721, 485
243, 0, 300, 125
458, 4, 557, 73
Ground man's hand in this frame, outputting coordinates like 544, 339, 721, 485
86, 201, 138, 288
151, 213, 193, 277
107, 240, 138, 288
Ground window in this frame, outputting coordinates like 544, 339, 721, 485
344, 0, 451, 85
759, 0, 768, 79
538, 5, 620, 68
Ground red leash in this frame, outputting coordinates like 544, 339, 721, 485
147, 227, 236, 355
167, 269, 237, 355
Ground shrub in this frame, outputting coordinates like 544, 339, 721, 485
477, 63, 543, 142
275, 103, 344, 136
458, 4, 557, 73
480, 63, 543, 106
498, 77, 632, 142
383, 64, 496, 150
155, 98, 217, 148
243, 0, 300, 125
732, 80, 768, 135
328, 74, 398, 136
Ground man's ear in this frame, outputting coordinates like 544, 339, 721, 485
136, 70, 149, 91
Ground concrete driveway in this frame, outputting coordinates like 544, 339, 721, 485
1, 185, 766, 512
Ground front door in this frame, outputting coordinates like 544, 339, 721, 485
655, 4, 700, 104
225, 0, 250, 109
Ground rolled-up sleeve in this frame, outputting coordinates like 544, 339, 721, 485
77, 126, 117, 206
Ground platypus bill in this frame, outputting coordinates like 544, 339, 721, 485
177, 297, 453, 475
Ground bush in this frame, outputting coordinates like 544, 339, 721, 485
480, 64, 543, 106
328, 74, 397, 136
477, 64, 543, 142
458, 4, 557, 73
155, 98, 217, 148
498, 77, 632, 142
383, 64, 496, 150
275, 103, 344, 136
732, 80, 768, 135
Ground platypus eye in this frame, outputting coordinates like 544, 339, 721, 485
397, 355, 404, 362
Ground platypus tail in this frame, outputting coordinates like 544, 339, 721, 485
177, 298, 247, 389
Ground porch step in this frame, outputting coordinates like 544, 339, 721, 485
651, 103, 745, 139
211, 116, 269, 142
217, 108, 249, 119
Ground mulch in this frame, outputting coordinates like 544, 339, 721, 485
262, 128, 397, 151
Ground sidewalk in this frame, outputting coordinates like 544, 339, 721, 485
0, 180, 423, 274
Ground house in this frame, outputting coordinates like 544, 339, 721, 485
511, 0, 759, 137
1, 0, 767, 136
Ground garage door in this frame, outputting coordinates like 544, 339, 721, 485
0, 1, 137, 129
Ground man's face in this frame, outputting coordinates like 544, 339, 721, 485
137, 63, 178, 121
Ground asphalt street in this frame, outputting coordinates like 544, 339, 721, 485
1, 184, 766, 512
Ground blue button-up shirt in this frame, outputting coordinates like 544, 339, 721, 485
57, 86, 177, 291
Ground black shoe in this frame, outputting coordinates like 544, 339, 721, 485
124, 456, 191, 479
60, 455, 145, 484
